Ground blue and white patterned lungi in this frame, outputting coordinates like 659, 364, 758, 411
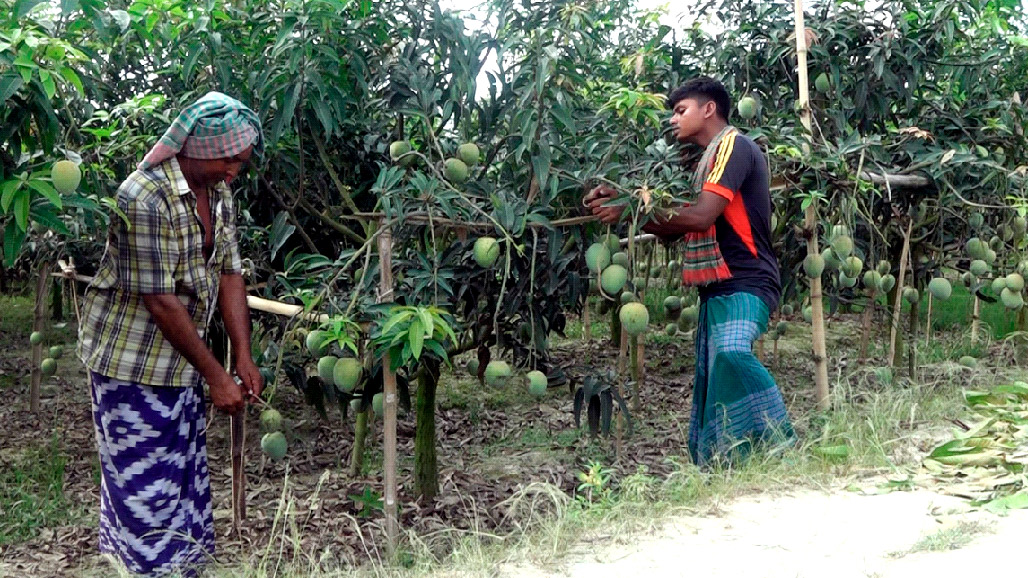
89, 371, 214, 577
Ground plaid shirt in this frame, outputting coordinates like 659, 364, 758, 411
78, 157, 243, 387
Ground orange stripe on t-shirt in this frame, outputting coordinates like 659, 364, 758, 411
702, 182, 735, 201
722, 194, 758, 258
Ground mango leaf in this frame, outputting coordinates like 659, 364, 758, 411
0, 73, 23, 103
1, 179, 22, 213
99, 197, 131, 229
29, 206, 69, 235
814, 444, 851, 460
269, 211, 295, 261
13, 190, 30, 231
408, 318, 424, 360
26, 179, 62, 209
3, 221, 26, 267
14, 0, 47, 20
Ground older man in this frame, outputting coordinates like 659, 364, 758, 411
78, 92, 264, 576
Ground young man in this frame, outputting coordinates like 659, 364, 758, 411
585, 76, 794, 467
78, 92, 264, 577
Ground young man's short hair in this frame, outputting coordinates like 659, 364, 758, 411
667, 77, 732, 122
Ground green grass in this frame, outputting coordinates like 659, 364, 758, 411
0, 293, 78, 346
919, 284, 1019, 338
889, 520, 993, 557
0, 436, 76, 545
0, 294, 36, 336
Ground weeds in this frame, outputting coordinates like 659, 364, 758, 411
0, 435, 75, 545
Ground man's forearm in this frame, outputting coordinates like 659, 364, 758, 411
642, 206, 716, 237
218, 274, 253, 364
142, 294, 227, 382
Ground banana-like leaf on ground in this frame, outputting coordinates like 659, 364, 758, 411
981, 491, 1028, 514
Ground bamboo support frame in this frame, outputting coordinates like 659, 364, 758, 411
888, 220, 914, 367
377, 223, 399, 557
29, 262, 49, 413
793, 0, 830, 411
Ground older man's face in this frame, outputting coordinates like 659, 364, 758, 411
187, 145, 253, 188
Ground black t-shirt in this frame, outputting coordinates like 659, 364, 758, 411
696, 131, 781, 311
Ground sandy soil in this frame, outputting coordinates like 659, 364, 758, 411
501, 488, 1028, 578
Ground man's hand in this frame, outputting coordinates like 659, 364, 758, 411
208, 370, 246, 414
583, 185, 622, 224
234, 356, 264, 403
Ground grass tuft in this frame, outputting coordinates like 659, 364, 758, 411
0, 435, 74, 545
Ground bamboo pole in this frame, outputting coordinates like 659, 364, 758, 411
792, 1, 830, 410
376, 223, 399, 557
888, 220, 914, 367
29, 262, 50, 413
50, 266, 330, 324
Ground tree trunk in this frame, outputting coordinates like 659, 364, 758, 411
349, 408, 369, 477
414, 363, 440, 500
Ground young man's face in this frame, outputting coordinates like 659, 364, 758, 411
669, 97, 715, 142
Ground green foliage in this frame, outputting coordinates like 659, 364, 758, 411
349, 486, 384, 519
371, 305, 457, 371
575, 460, 614, 506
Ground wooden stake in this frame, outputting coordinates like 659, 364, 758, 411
925, 292, 933, 347
907, 293, 918, 378
377, 222, 399, 557
858, 291, 876, 361
792, 0, 830, 411
633, 335, 645, 412
582, 297, 590, 343
618, 326, 628, 374
888, 220, 914, 367
971, 292, 981, 344
228, 341, 246, 532
29, 262, 50, 413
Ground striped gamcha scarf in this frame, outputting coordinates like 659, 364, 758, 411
138, 91, 263, 171
679, 125, 736, 286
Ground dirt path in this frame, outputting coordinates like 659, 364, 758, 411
502, 488, 1028, 578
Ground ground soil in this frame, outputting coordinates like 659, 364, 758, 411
0, 305, 1021, 577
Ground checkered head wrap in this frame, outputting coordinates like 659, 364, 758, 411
139, 91, 263, 171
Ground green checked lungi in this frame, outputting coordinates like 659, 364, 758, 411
688, 292, 794, 467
